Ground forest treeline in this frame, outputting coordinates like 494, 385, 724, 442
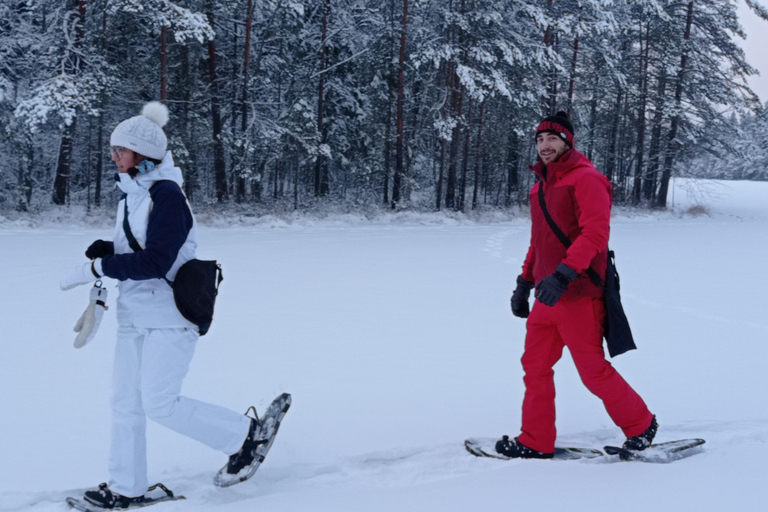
1, 0, 766, 214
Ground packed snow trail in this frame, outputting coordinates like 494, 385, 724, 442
1, 179, 766, 511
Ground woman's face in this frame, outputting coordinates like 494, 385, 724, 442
111, 146, 140, 173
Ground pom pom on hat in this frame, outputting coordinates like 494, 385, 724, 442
110, 102, 169, 161
142, 101, 169, 128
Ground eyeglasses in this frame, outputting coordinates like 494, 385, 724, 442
110, 146, 127, 157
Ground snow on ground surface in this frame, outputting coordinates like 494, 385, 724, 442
1, 178, 766, 511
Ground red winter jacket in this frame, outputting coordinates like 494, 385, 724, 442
521, 148, 611, 299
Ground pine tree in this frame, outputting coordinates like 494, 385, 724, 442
1, 0, 765, 213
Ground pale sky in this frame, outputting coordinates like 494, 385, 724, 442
737, 0, 768, 103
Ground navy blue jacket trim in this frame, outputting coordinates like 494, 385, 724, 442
101, 180, 192, 281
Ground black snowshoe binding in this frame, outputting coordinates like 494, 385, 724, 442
495, 435, 554, 459
70, 483, 182, 512
225, 409, 268, 475
622, 416, 658, 451
214, 393, 292, 488
83, 483, 145, 510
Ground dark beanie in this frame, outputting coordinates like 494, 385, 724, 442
535, 111, 574, 147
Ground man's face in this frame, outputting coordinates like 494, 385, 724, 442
536, 132, 569, 164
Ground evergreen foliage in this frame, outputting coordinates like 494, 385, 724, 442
0, 0, 765, 213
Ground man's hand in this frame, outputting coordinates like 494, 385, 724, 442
510, 276, 535, 318
535, 263, 578, 307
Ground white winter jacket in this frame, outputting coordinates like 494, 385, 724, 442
104, 151, 198, 330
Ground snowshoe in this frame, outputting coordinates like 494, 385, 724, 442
68, 483, 183, 511
214, 393, 291, 487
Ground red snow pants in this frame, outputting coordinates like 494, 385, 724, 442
517, 296, 653, 454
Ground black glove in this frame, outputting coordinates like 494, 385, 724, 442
535, 263, 578, 307
510, 276, 535, 318
85, 240, 114, 260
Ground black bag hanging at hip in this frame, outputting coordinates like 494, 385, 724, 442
537, 182, 636, 357
602, 250, 636, 358
171, 259, 223, 336
121, 193, 223, 336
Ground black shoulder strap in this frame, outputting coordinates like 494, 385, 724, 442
537, 182, 571, 248
123, 192, 177, 286
145, 180, 193, 288
537, 181, 603, 287
122, 181, 181, 253
122, 196, 143, 253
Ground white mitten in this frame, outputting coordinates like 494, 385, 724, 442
60, 259, 103, 291
73, 283, 109, 349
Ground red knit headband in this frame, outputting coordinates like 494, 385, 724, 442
535, 120, 574, 146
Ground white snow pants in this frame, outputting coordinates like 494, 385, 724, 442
109, 326, 251, 497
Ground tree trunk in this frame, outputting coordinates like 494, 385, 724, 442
53, 121, 76, 205
436, 138, 445, 210
605, 88, 623, 182
586, 58, 602, 162
274, 40, 285, 201
293, 155, 299, 210
586, 91, 597, 161
391, 0, 409, 209
160, 25, 167, 101
403, 57, 426, 205
86, 119, 93, 212
541, 0, 554, 115
237, 0, 254, 203
52, 0, 86, 205
645, 69, 667, 201
20, 144, 34, 210
505, 130, 519, 206
632, 22, 650, 205
616, 95, 631, 192
95, 112, 103, 207
437, 3, 453, 211
566, 37, 579, 118
94, 8, 107, 208
383, 0, 395, 206
471, 100, 485, 209
230, 21, 240, 201
548, 32, 559, 113
457, 96, 473, 211
206, 1, 228, 202
383, 85, 393, 205
445, 73, 462, 210
180, 44, 198, 200
656, 1, 694, 209
314, 0, 330, 197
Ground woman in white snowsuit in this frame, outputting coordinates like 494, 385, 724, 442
60, 103, 272, 508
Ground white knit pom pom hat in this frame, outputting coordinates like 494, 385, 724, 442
110, 102, 170, 160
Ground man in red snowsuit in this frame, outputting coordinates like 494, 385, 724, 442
497, 112, 657, 459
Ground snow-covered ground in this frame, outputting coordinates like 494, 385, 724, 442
1, 178, 766, 511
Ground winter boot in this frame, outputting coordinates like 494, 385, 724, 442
225, 410, 268, 475
622, 416, 658, 451
83, 484, 145, 510
495, 435, 554, 459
